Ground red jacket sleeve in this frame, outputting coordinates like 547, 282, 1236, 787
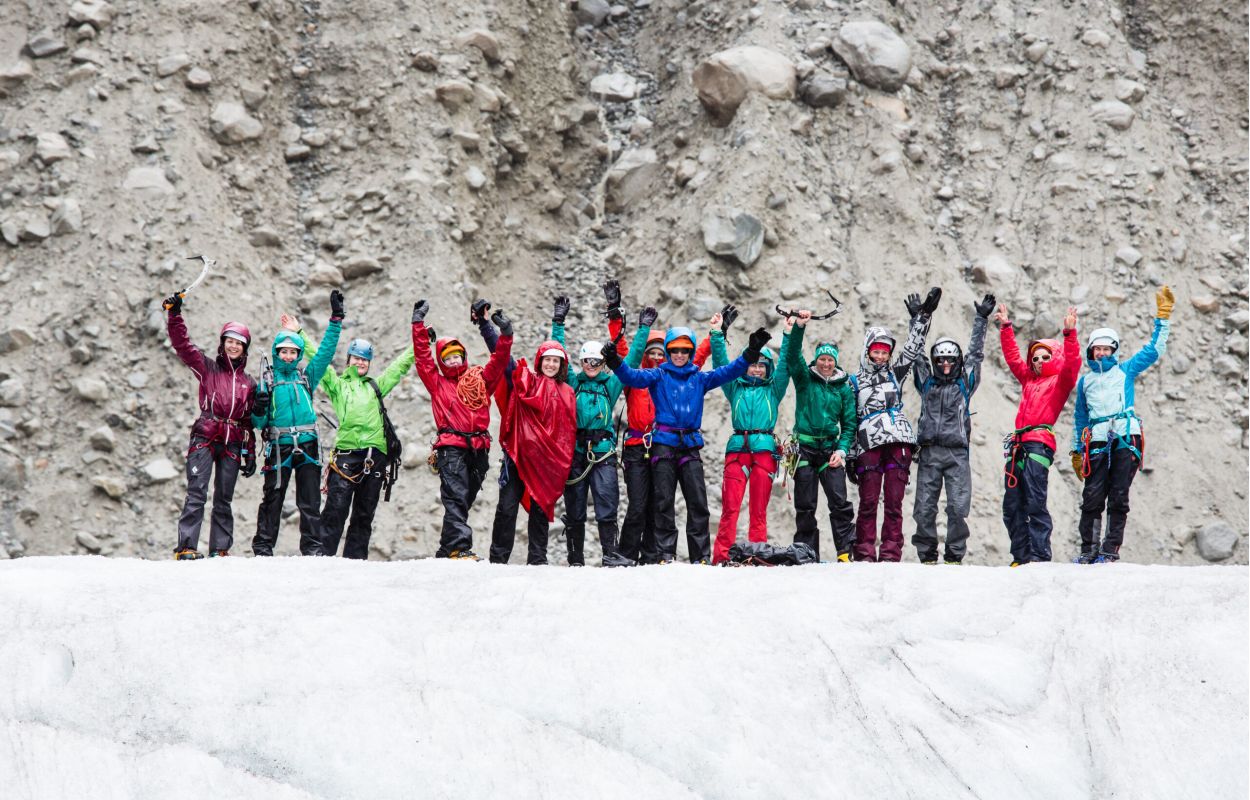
694, 336, 711, 369
412, 322, 440, 393
1060, 327, 1081, 392
483, 334, 513, 390
609, 317, 628, 357
166, 313, 208, 379
1000, 323, 1031, 385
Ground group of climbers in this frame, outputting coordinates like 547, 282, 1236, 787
161, 277, 1174, 566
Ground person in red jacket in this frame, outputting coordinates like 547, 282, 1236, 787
162, 292, 258, 560
490, 340, 577, 565
411, 299, 513, 560
997, 302, 1081, 565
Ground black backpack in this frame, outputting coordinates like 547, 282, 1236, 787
367, 378, 403, 502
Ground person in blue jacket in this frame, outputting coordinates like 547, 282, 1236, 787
602, 317, 771, 563
251, 290, 344, 556
1070, 286, 1173, 563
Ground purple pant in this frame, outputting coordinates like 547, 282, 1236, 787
853, 443, 913, 562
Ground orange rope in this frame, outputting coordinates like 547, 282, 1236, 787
455, 366, 488, 410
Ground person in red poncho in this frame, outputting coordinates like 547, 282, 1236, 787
997, 302, 1081, 565
489, 340, 577, 565
412, 299, 513, 560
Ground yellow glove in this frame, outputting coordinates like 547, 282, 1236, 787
1156, 286, 1175, 320
1070, 452, 1084, 480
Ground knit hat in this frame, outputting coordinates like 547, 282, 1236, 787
439, 342, 466, 361
814, 342, 839, 362
868, 341, 892, 355
1027, 340, 1054, 360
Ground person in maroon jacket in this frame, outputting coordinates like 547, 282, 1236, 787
163, 292, 257, 560
412, 299, 513, 560
997, 302, 1081, 565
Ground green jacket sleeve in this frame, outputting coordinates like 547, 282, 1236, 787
786, 324, 809, 389
376, 347, 416, 396
300, 331, 341, 400
625, 325, 650, 368
709, 331, 734, 400
838, 382, 857, 455
772, 331, 791, 403
305, 319, 342, 389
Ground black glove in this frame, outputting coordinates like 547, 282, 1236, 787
639, 306, 658, 327
846, 460, 859, 485
720, 304, 739, 334
600, 339, 623, 370
241, 452, 257, 478
253, 386, 271, 412
553, 295, 570, 325
412, 299, 429, 324
905, 293, 922, 319
329, 290, 345, 321
491, 309, 513, 337
603, 279, 622, 319
427, 327, 437, 344
921, 287, 942, 315
742, 327, 771, 363
163, 292, 183, 315
974, 293, 996, 319
470, 299, 491, 324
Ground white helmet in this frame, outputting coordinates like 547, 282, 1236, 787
538, 345, 567, 362
931, 338, 962, 360
1086, 327, 1120, 359
579, 341, 604, 361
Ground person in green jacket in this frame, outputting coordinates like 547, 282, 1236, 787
250, 291, 344, 556
550, 295, 639, 566
708, 309, 790, 564
297, 312, 415, 559
785, 310, 858, 561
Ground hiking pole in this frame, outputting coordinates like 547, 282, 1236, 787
163, 255, 216, 309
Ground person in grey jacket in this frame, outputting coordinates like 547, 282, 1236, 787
910, 294, 995, 564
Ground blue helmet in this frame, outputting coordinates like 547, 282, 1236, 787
347, 338, 374, 362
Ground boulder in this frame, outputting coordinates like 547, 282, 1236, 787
342, 256, 383, 279
456, 29, 501, 63
35, 132, 72, 163
123, 166, 174, 197
143, 458, 180, 483
1091, 100, 1135, 131
692, 46, 796, 126
26, 30, 67, 58
0, 61, 33, 94
73, 377, 109, 403
602, 148, 659, 213
574, 0, 611, 27
0, 377, 25, 406
435, 80, 476, 110
210, 102, 263, 144
590, 72, 640, 102
1114, 246, 1143, 267
1196, 522, 1239, 561
91, 475, 126, 500
185, 67, 213, 90
49, 199, 83, 235
249, 226, 282, 247
701, 208, 764, 267
69, 0, 115, 30
798, 74, 847, 108
832, 20, 912, 92
971, 253, 1018, 285
0, 327, 34, 354
89, 426, 116, 452
157, 53, 190, 77
75, 531, 102, 553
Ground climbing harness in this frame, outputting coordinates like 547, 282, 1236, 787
1002, 425, 1055, 489
1079, 409, 1144, 477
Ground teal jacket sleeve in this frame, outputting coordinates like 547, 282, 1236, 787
305, 319, 342, 389
772, 331, 792, 403
625, 325, 650, 368
1123, 318, 1169, 378
709, 331, 734, 400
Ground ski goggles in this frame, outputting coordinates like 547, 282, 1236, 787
581, 357, 604, 367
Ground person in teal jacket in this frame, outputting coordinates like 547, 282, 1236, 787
708, 310, 790, 564
300, 311, 415, 559
550, 295, 642, 566
250, 291, 344, 556
785, 311, 858, 561
1070, 286, 1173, 563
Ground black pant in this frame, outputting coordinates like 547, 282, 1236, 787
490, 454, 550, 565
320, 448, 387, 559
436, 445, 490, 557
253, 441, 324, 556
619, 444, 659, 564
177, 438, 242, 553
1078, 437, 1141, 558
651, 443, 710, 562
564, 450, 620, 565
792, 444, 855, 560
1002, 442, 1054, 563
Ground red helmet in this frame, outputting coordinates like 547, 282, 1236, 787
220, 321, 251, 346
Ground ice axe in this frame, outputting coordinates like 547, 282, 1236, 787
162, 255, 216, 310
776, 289, 843, 320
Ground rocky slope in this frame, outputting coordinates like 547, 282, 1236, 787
0, 0, 1245, 564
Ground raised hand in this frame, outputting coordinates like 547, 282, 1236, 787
639, 306, 658, 327
796, 309, 812, 328
1156, 286, 1175, 320
921, 287, 942, 315
994, 303, 1010, 328
280, 313, 300, 332
974, 293, 996, 319
163, 292, 183, 315
491, 309, 513, 337
710, 311, 723, 331
1063, 306, 1078, 331
720, 303, 738, 333
743, 327, 771, 362
330, 289, 345, 320
784, 316, 795, 334
905, 293, 921, 318
470, 299, 491, 323
412, 299, 430, 324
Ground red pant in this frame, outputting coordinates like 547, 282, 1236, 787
853, 443, 913, 562
713, 452, 776, 564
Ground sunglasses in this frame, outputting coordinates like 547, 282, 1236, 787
582, 358, 604, 367
668, 348, 693, 356
1031, 352, 1052, 363
935, 356, 958, 364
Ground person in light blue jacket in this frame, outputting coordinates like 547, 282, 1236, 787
1070, 286, 1174, 563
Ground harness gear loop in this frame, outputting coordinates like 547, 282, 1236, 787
1002, 424, 1055, 489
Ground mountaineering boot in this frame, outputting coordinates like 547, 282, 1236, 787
175, 549, 204, 561
1010, 561, 1024, 567
920, 560, 938, 565
836, 553, 851, 563
944, 559, 962, 565
602, 552, 637, 568
448, 550, 481, 561
209, 550, 229, 557
1073, 552, 1097, 564
1094, 552, 1120, 564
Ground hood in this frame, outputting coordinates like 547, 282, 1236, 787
860, 326, 896, 372
1085, 327, 1121, 366
217, 321, 251, 368
270, 330, 304, 374
664, 326, 698, 352
435, 336, 469, 380
738, 346, 774, 385
1028, 338, 1064, 378
929, 336, 964, 383
533, 339, 570, 384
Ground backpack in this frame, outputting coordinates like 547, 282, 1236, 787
367, 378, 403, 502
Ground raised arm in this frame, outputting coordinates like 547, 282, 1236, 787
1123, 292, 1173, 378
893, 310, 932, 381
1061, 308, 1082, 389
786, 317, 810, 389
482, 310, 515, 391
377, 344, 415, 396
771, 328, 792, 403
708, 329, 733, 400
624, 305, 657, 367
306, 317, 342, 389
702, 356, 749, 392
998, 303, 1031, 385
965, 313, 989, 393
411, 303, 441, 394
165, 311, 209, 379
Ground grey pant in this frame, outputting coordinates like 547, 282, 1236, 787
911, 445, 971, 562
177, 439, 242, 553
